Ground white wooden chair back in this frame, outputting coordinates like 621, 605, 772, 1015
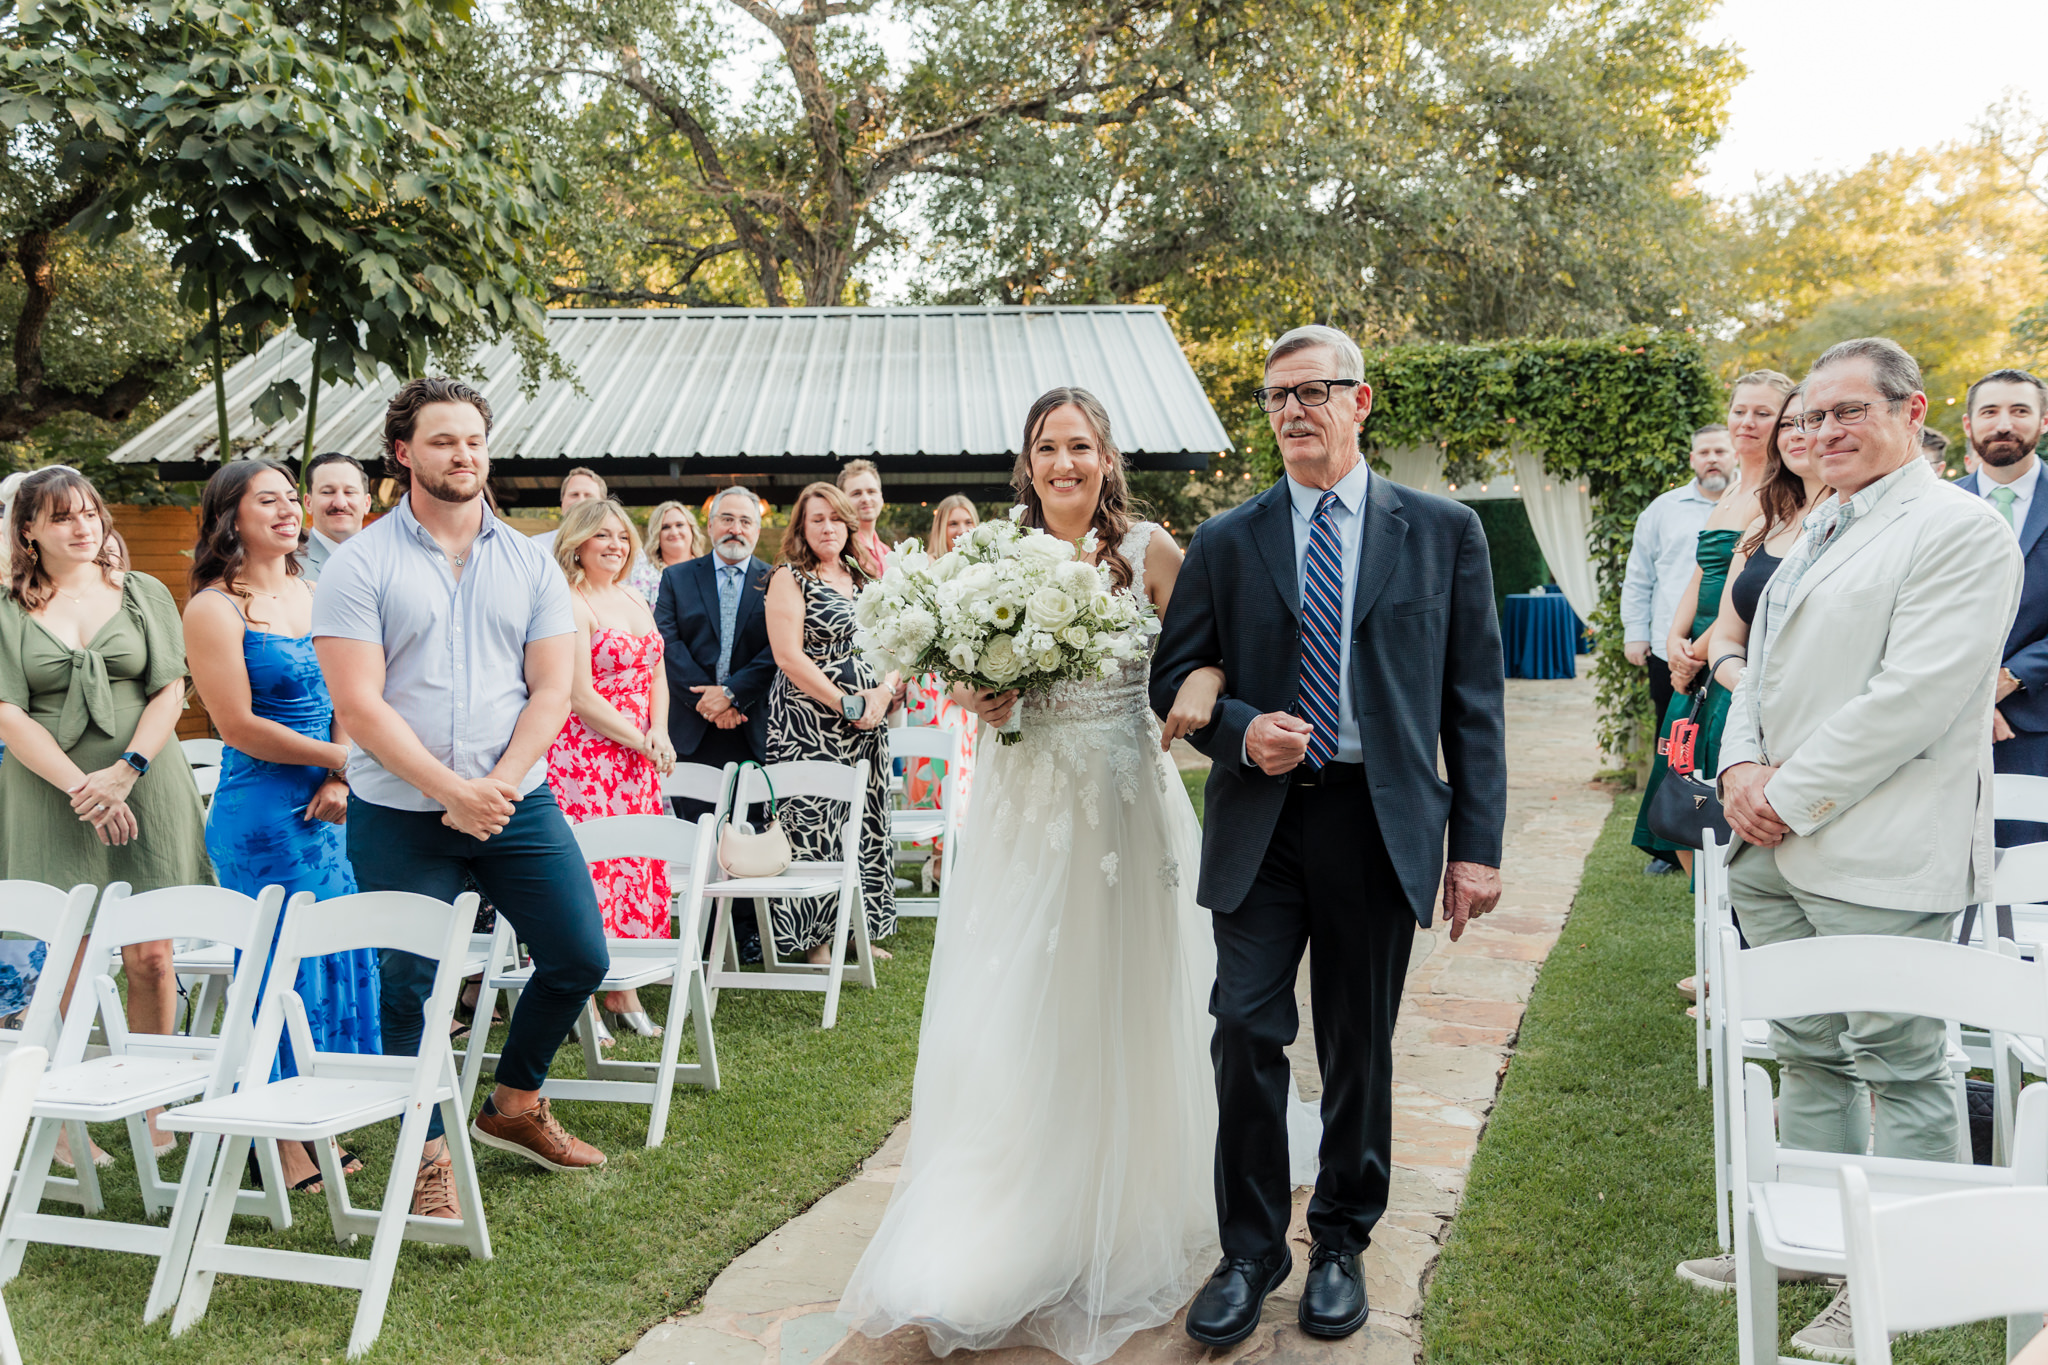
178, 738, 224, 769
0, 883, 95, 1056
660, 762, 730, 808
0, 1045, 44, 1365
1839, 1165, 2048, 1363
1719, 928, 2048, 1043
571, 813, 701, 867
55, 883, 287, 1076
887, 723, 961, 918
190, 766, 220, 801
1992, 839, 2048, 908
1996, 774, 2048, 834
886, 722, 956, 768
736, 758, 862, 807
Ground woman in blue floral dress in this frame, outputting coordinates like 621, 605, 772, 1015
184, 460, 379, 1191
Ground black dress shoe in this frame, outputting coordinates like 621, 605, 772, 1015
1298, 1245, 1368, 1339
1185, 1252, 1292, 1347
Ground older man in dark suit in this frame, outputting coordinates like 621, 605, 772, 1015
655, 487, 776, 957
1957, 367, 2048, 846
1151, 324, 1506, 1347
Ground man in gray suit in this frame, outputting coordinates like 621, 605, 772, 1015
1697, 337, 2023, 1355
1152, 324, 1506, 1347
297, 451, 372, 583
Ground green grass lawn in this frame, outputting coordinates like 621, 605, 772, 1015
11, 917, 935, 1364
1421, 795, 2003, 1365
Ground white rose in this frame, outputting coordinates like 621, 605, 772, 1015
946, 641, 977, 673
1035, 647, 1064, 672
971, 524, 998, 548
1089, 591, 1115, 619
980, 632, 1025, 683
1097, 656, 1119, 678
1026, 585, 1077, 631
1060, 624, 1090, 649
1019, 532, 1075, 563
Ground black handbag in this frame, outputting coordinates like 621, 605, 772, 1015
1647, 683, 1731, 850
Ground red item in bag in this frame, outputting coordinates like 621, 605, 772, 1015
1666, 717, 1699, 776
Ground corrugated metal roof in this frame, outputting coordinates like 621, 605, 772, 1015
110, 306, 1232, 470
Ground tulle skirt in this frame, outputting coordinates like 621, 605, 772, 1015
841, 708, 1227, 1364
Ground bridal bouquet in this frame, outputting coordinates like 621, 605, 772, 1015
854, 507, 1158, 744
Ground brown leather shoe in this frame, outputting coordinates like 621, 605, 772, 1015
470, 1097, 606, 1172
411, 1148, 461, 1220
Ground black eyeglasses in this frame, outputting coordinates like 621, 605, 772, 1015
1791, 399, 1904, 434
1252, 380, 1360, 413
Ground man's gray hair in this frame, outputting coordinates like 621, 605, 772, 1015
1265, 325, 1364, 382
709, 485, 758, 517
1809, 337, 1923, 401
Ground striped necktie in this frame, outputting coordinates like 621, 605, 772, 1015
1297, 491, 1345, 769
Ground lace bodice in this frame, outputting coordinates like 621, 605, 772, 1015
1020, 521, 1163, 735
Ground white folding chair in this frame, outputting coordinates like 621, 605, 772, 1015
1996, 773, 2048, 834
164, 889, 492, 1359
1959, 842, 2048, 1163
0, 883, 96, 1059
0, 1046, 46, 1365
178, 738, 224, 769
1838, 1165, 2048, 1363
461, 814, 720, 1146
1723, 928, 2048, 1365
887, 724, 963, 919
659, 762, 729, 811
697, 759, 875, 1028
0, 882, 290, 1323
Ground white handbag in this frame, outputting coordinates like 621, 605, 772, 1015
717, 761, 793, 878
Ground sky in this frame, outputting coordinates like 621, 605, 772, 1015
1696, 0, 2048, 200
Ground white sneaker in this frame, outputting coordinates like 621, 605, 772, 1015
1790, 1285, 1858, 1361
1675, 1254, 1836, 1294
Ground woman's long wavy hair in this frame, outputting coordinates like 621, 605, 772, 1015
4, 466, 119, 610
1741, 386, 1823, 556
190, 459, 303, 599
782, 482, 872, 585
1010, 388, 1139, 591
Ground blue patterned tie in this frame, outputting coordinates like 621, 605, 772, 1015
1297, 491, 1345, 769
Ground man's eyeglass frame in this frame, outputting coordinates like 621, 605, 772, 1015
1791, 398, 1906, 435
1252, 380, 1362, 414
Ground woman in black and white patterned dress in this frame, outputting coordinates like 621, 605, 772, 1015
764, 481, 902, 963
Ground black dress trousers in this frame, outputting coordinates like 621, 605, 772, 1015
1209, 771, 1416, 1263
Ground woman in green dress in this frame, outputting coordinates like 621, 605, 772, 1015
0, 465, 213, 1157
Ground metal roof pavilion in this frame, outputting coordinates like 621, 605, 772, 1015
111, 306, 1233, 507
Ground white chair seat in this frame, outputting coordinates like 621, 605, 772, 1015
34, 1056, 213, 1120
486, 955, 675, 994
164, 1076, 434, 1141
702, 862, 845, 898
890, 812, 945, 842
1753, 1180, 1915, 1258
172, 942, 235, 975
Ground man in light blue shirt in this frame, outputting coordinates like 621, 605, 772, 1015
314, 377, 610, 1219
1620, 428, 1732, 717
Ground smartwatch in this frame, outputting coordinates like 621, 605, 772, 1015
840, 692, 867, 722
120, 751, 150, 776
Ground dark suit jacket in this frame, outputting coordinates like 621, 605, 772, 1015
1149, 474, 1507, 924
1959, 469, 2048, 735
654, 555, 774, 762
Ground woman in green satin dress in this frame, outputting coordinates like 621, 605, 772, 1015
0, 466, 212, 1154
1632, 525, 1741, 860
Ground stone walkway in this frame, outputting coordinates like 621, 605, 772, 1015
623, 668, 1610, 1365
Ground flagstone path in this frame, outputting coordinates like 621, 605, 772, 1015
622, 666, 1610, 1365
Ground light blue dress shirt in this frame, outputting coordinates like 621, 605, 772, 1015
309, 496, 576, 812
1286, 461, 1369, 764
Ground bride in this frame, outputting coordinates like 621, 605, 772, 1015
839, 388, 1302, 1364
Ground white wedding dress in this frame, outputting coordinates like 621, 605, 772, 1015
841, 523, 1315, 1365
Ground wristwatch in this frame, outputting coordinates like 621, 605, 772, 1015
721, 685, 736, 703
119, 751, 149, 776
840, 692, 867, 722
2003, 667, 2024, 693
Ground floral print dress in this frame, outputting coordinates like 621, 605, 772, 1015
548, 626, 671, 938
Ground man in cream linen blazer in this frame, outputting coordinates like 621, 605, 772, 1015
1717, 339, 2022, 1174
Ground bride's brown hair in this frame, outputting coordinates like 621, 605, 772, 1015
1010, 388, 1138, 591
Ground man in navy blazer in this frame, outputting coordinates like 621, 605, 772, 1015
1151, 325, 1506, 1346
1957, 368, 2048, 844
654, 487, 776, 813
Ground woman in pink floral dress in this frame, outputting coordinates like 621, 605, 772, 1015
547, 500, 676, 1038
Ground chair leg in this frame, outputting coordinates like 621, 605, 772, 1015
690, 967, 720, 1093
127, 1112, 174, 1218
250, 1138, 293, 1230
646, 972, 688, 1148
1734, 1215, 1778, 1365
65, 1121, 102, 1214
0, 1121, 62, 1283
171, 1134, 253, 1336
821, 886, 852, 1030
0, 1285, 20, 1365
346, 1111, 432, 1359
1711, 1040, 1732, 1254
436, 1064, 491, 1262
311, 1136, 355, 1246
459, 981, 498, 1111
144, 1131, 226, 1323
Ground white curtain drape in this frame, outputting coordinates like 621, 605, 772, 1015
1384, 445, 1450, 497
1510, 446, 1597, 623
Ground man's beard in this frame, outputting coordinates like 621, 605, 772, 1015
1698, 471, 1729, 494
1973, 432, 2039, 469
714, 535, 753, 564
414, 467, 484, 504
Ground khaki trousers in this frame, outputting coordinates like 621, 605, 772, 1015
1727, 842, 1960, 1162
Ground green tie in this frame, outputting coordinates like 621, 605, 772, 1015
1992, 484, 2018, 529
